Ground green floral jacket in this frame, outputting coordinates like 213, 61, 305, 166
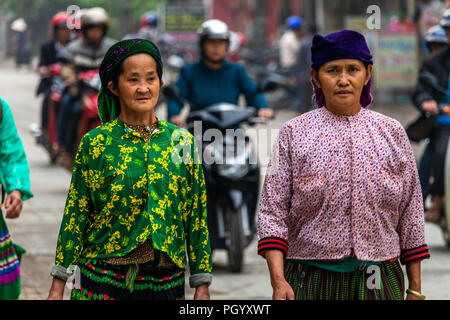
54, 118, 212, 278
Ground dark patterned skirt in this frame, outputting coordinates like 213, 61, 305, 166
284, 259, 405, 300
71, 258, 185, 300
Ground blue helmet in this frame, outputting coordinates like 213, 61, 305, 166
140, 11, 157, 28
425, 25, 448, 44
286, 16, 303, 30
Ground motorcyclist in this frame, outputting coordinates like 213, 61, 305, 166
167, 20, 273, 254
167, 19, 273, 127
417, 24, 448, 206
36, 12, 72, 135
62, 7, 115, 73
122, 11, 176, 65
424, 25, 448, 54
122, 11, 159, 43
38, 12, 72, 73
412, 9, 450, 223
57, 7, 115, 168
279, 16, 304, 70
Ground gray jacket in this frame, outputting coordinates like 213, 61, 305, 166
63, 37, 116, 72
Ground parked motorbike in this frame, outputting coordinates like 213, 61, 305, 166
412, 71, 450, 247
163, 83, 275, 272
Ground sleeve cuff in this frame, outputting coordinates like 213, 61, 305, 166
189, 273, 212, 288
257, 237, 289, 258
50, 264, 76, 281
400, 244, 430, 265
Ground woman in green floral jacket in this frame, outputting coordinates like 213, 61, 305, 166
47, 39, 212, 300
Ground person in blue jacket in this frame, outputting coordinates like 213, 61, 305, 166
167, 19, 273, 127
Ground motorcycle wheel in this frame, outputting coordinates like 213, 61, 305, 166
225, 205, 245, 273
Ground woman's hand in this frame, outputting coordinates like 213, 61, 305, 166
421, 100, 438, 114
265, 250, 295, 300
193, 283, 210, 300
47, 277, 66, 300
258, 108, 274, 119
272, 278, 295, 300
4, 190, 23, 219
406, 261, 423, 300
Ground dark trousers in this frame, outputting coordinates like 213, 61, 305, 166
429, 126, 450, 197
418, 141, 432, 204
58, 92, 82, 155
41, 91, 50, 130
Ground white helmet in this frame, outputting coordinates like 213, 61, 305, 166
441, 9, 450, 28
198, 19, 230, 43
82, 7, 110, 28
425, 25, 448, 44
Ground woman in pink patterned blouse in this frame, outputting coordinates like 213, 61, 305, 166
257, 30, 430, 300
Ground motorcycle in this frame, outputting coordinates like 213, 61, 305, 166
57, 68, 102, 172
411, 71, 450, 247
163, 82, 276, 272
76, 69, 102, 148
30, 63, 66, 163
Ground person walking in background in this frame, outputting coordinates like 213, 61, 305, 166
257, 30, 430, 300
10, 18, 32, 71
279, 16, 305, 111
0, 97, 33, 300
47, 39, 212, 300
279, 16, 304, 70
293, 23, 317, 115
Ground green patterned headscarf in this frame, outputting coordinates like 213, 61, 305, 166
98, 39, 163, 123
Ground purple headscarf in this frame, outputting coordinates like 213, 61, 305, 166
310, 30, 373, 108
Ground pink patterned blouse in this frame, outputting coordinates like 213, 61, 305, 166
257, 107, 430, 265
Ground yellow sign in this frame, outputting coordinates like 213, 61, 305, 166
165, 6, 205, 32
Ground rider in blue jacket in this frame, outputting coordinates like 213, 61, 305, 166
167, 19, 273, 127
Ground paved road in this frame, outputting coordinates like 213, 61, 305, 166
0, 60, 449, 300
